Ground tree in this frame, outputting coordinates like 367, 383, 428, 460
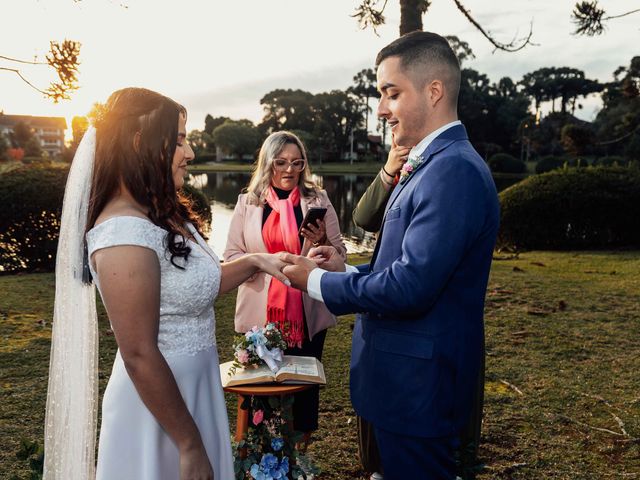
0, 134, 9, 161
71, 116, 89, 148
458, 69, 529, 157
593, 57, 640, 158
353, 0, 534, 51
12, 122, 33, 148
187, 129, 208, 156
313, 90, 365, 159
259, 89, 317, 135
444, 35, 475, 65
0, 40, 81, 102
211, 120, 261, 160
572, 1, 640, 36
24, 136, 43, 158
347, 68, 380, 133
204, 114, 229, 135
561, 123, 593, 157
519, 68, 552, 116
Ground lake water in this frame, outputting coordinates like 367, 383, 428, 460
189, 172, 521, 257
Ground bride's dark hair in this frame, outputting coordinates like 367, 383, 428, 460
86, 87, 204, 272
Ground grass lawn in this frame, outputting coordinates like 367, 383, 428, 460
1, 251, 639, 479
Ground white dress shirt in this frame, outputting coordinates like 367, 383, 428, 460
307, 120, 462, 303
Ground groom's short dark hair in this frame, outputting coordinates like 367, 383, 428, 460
376, 31, 461, 107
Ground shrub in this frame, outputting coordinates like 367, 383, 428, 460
534, 155, 588, 174
0, 164, 69, 273
497, 167, 640, 250
7, 148, 24, 162
487, 153, 526, 174
181, 184, 212, 232
592, 156, 628, 167
0, 166, 213, 274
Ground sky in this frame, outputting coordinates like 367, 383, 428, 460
1, 0, 638, 138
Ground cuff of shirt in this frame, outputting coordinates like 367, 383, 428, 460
307, 268, 326, 302
307, 263, 357, 303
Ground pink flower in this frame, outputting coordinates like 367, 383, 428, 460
252, 409, 264, 425
236, 349, 249, 363
403, 164, 414, 173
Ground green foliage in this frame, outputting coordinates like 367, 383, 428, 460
535, 155, 566, 173
23, 138, 43, 158
498, 166, 640, 250
458, 69, 530, 157
211, 120, 261, 160
258, 88, 365, 160
0, 168, 211, 274
592, 155, 628, 167
0, 133, 9, 161
487, 153, 526, 174
12, 122, 33, 147
233, 394, 317, 479
181, 183, 212, 230
560, 123, 593, 156
0, 164, 68, 273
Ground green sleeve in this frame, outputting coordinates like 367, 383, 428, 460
352, 173, 394, 233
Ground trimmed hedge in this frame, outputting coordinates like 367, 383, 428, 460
592, 156, 628, 167
535, 156, 588, 174
498, 167, 640, 250
0, 165, 213, 274
487, 153, 526, 174
0, 164, 69, 273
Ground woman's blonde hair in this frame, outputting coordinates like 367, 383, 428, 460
246, 131, 318, 204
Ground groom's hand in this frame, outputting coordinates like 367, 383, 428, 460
278, 253, 317, 292
307, 246, 346, 272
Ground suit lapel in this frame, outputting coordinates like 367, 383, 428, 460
371, 124, 468, 268
383, 124, 468, 217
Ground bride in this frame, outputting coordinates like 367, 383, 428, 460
44, 87, 291, 480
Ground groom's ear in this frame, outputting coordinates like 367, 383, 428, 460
427, 79, 445, 108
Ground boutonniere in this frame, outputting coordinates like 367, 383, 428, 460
399, 154, 424, 184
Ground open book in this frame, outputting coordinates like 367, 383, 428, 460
220, 355, 326, 388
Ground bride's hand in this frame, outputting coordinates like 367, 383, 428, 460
250, 253, 292, 286
179, 444, 214, 480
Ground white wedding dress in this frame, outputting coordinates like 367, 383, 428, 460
86, 216, 234, 480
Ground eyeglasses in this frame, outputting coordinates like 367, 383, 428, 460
273, 158, 306, 172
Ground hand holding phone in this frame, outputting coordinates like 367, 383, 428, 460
298, 207, 327, 235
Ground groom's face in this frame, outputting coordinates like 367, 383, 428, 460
376, 56, 430, 147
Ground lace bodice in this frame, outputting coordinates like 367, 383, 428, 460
87, 216, 220, 357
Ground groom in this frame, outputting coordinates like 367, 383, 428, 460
282, 31, 499, 479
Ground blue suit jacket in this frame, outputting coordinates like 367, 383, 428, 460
321, 124, 499, 438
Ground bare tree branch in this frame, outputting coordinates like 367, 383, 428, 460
0, 40, 81, 103
0, 55, 46, 66
451, 0, 536, 52
0, 67, 49, 95
572, 1, 640, 36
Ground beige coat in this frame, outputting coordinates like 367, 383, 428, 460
223, 190, 347, 340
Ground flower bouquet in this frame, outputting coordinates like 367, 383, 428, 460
234, 395, 319, 480
231, 323, 288, 376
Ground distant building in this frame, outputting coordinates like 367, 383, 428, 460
0, 114, 67, 157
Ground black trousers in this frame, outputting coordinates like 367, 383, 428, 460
284, 326, 327, 433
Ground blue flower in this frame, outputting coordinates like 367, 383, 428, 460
249, 463, 266, 480
271, 437, 284, 452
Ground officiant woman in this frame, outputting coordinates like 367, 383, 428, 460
224, 130, 346, 447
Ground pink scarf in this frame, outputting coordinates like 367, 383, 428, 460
262, 186, 304, 348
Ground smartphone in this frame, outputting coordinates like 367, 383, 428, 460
299, 207, 327, 234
